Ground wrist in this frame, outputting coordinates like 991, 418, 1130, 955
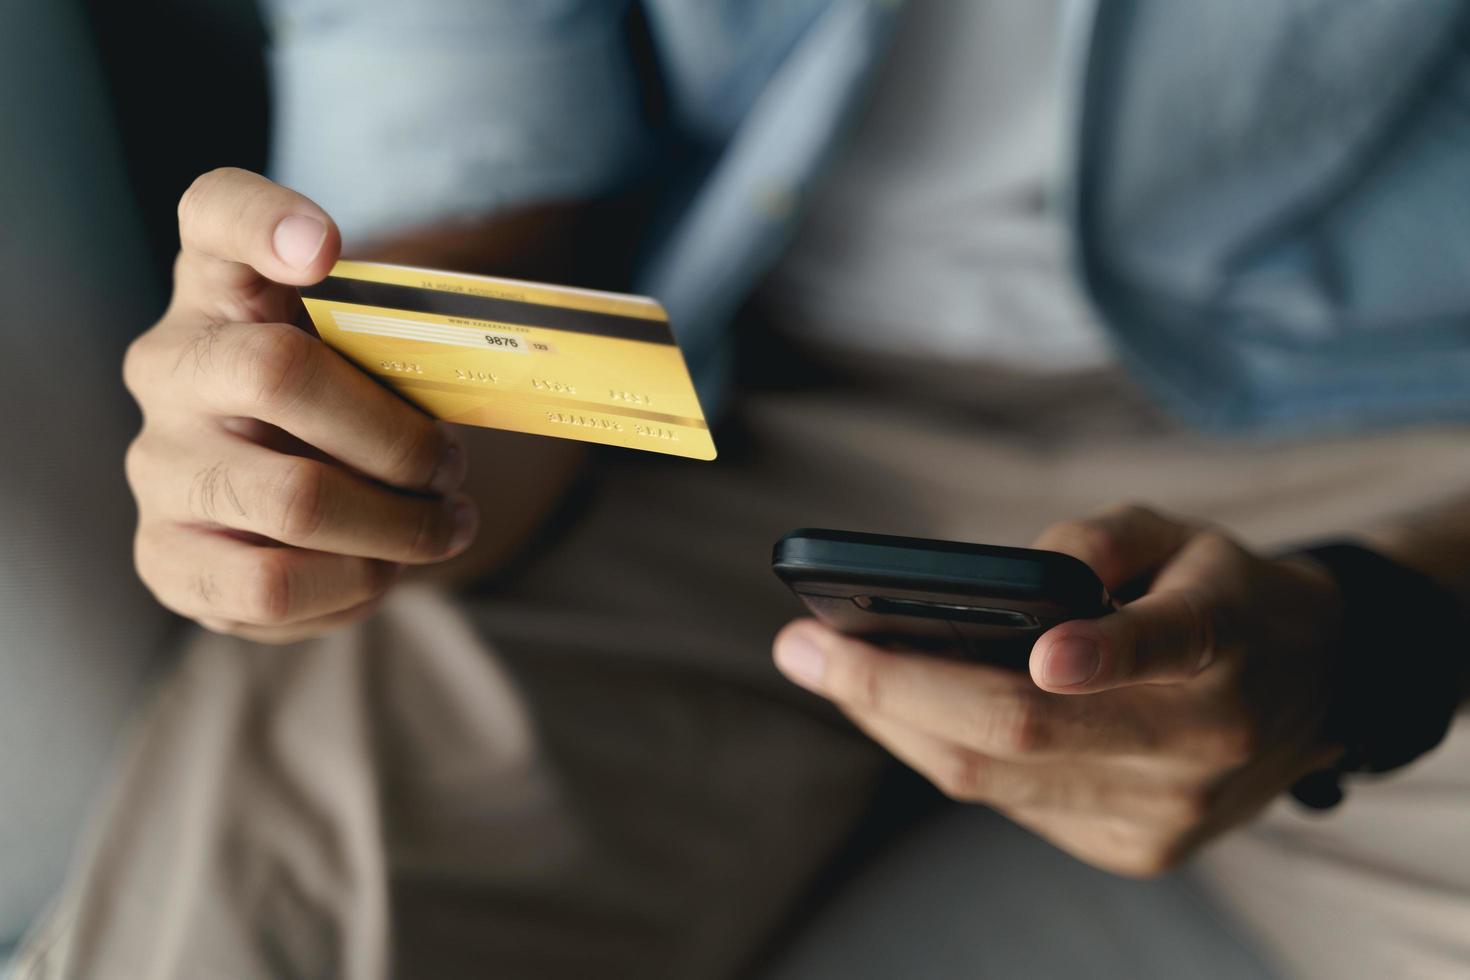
1272, 553, 1350, 775
1277, 541, 1465, 809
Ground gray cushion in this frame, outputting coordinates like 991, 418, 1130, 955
0, 0, 177, 949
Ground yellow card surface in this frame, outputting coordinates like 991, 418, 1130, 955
300, 261, 716, 460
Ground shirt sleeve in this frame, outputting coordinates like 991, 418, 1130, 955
262, 0, 649, 244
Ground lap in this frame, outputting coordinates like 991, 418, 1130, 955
19, 380, 1470, 978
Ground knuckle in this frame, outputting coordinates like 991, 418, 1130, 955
178, 168, 235, 235
266, 458, 329, 543
252, 630, 306, 647
934, 750, 989, 802
133, 527, 193, 619
1169, 588, 1218, 674
232, 324, 317, 413
171, 250, 190, 286
1107, 501, 1162, 525
1158, 785, 1212, 828
857, 657, 886, 712
983, 690, 1051, 756
121, 333, 155, 400
1076, 523, 1123, 575
1123, 710, 1165, 756
186, 462, 222, 523
132, 526, 163, 596
1101, 826, 1193, 879
380, 420, 440, 489
244, 551, 295, 625
1120, 842, 1183, 879
405, 501, 450, 560
829, 648, 887, 712
1189, 528, 1245, 566
199, 618, 241, 637
176, 171, 212, 232
361, 561, 397, 600
817, 640, 882, 708
1038, 517, 1084, 548
122, 436, 149, 495
178, 167, 252, 224
1046, 520, 1122, 580
1205, 715, 1261, 766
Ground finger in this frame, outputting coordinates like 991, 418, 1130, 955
845, 707, 1196, 823
218, 416, 328, 459
136, 522, 399, 626
1032, 503, 1197, 592
773, 620, 1161, 758
172, 168, 341, 321
141, 320, 466, 494
129, 431, 476, 563
1031, 529, 1255, 693
1031, 588, 1217, 693
199, 595, 386, 646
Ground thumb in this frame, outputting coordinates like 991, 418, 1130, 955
1030, 589, 1217, 693
172, 168, 342, 323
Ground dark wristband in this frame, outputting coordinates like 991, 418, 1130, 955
1282, 542, 1464, 810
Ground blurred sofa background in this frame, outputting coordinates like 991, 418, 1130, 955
0, 0, 267, 962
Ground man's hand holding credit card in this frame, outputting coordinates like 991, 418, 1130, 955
298, 261, 716, 460
121, 168, 711, 647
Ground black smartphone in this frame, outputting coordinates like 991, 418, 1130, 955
772, 528, 1114, 670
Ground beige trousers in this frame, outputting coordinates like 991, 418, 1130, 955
16, 377, 1470, 979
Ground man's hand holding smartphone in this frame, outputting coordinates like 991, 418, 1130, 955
771, 504, 1346, 877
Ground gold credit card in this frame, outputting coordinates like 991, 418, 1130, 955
300, 260, 716, 460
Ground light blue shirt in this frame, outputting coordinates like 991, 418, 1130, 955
265, 0, 1470, 433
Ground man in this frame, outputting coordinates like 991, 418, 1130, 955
15, 2, 1470, 977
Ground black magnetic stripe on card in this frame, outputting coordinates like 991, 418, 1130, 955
300, 277, 674, 345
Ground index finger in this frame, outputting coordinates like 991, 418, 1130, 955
1032, 503, 1197, 592
186, 322, 465, 495
172, 168, 341, 319
772, 620, 1164, 759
